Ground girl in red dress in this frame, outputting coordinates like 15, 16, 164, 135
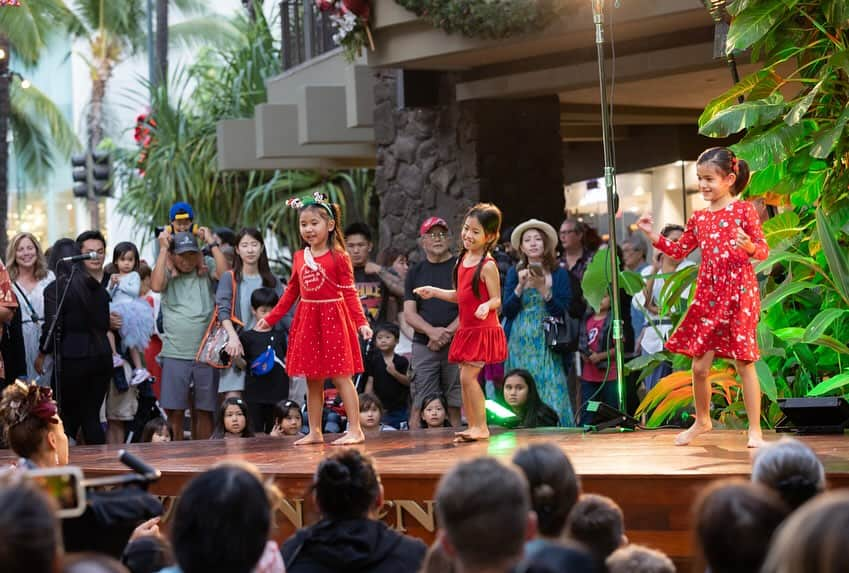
637, 147, 768, 448
415, 203, 507, 441
256, 194, 372, 445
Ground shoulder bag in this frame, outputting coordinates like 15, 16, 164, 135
196, 272, 243, 368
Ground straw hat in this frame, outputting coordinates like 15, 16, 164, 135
510, 219, 559, 253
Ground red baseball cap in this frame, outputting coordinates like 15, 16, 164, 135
420, 216, 449, 237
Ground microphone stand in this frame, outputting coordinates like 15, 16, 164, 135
592, 0, 627, 411
43, 263, 78, 411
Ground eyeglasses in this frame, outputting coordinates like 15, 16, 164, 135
425, 231, 448, 239
560, 229, 579, 235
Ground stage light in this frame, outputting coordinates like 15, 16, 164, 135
485, 400, 519, 429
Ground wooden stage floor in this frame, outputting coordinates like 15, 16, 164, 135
6, 428, 849, 566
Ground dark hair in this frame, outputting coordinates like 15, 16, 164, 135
562, 218, 602, 252
250, 287, 279, 310
516, 226, 559, 273
512, 443, 580, 538
233, 228, 277, 288
272, 400, 302, 423
171, 463, 271, 573
313, 449, 381, 520
453, 203, 503, 298
566, 494, 625, 566
693, 479, 789, 573
697, 146, 751, 196
211, 398, 254, 439
660, 224, 685, 238
213, 227, 237, 248
48, 238, 80, 273
752, 437, 826, 510
419, 392, 450, 429
0, 383, 56, 460
344, 222, 373, 243
435, 457, 529, 569
141, 417, 173, 443
75, 230, 107, 251
376, 247, 404, 267
122, 535, 175, 573
138, 261, 152, 282
0, 481, 60, 573
359, 392, 385, 416
61, 553, 130, 573
109, 242, 140, 274
500, 369, 559, 428
299, 202, 346, 252
373, 322, 400, 340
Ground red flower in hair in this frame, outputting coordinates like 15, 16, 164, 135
30, 387, 58, 425
342, 0, 369, 18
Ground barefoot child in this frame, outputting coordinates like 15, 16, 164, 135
414, 203, 507, 441
255, 193, 372, 445
637, 147, 768, 447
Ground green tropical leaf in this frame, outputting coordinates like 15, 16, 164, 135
730, 119, 812, 170
619, 270, 644, 296
755, 250, 822, 276
699, 69, 778, 128
699, 93, 785, 138
745, 161, 784, 198
816, 206, 849, 305
810, 106, 849, 158
761, 280, 819, 310
808, 372, 849, 397
168, 16, 240, 49
581, 249, 612, 314
803, 308, 848, 342
761, 210, 802, 246
822, 0, 849, 31
774, 327, 849, 355
784, 80, 823, 126
829, 50, 849, 76
658, 264, 698, 315
726, 0, 799, 52
755, 360, 777, 402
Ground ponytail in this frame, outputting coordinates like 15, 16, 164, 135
697, 147, 751, 196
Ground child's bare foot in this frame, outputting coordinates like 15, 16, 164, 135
674, 420, 713, 446
747, 430, 765, 448
331, 430, 365, 445
453, 426, 490, 442
294, 431, 324, 446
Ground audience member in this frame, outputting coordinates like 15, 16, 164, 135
282, 449, 427, 572
692, 479, 788, 573
211, 397, 255, 439
559, 218, 598, 283
606, 544, 675, 573
167, 462, 279, 573
503, 219, 573, 426
578, 294, 619, 425
269, 399, 304, 437
751, 436, 825, 510
0, 253, 26, 386
419, 392, 450, 429
364, 322, 410, 429
418, 541, 456, 573
141, 417, 173, 443
566, 494, 627, 569
345, 222, 403, 324
0, 480, 62, 573
761, 490, 849, 573
61, 553, 130, 573
404, 217, 461, 427
435, 457, 535, 573
499, 369, 559, 428
122, 535, 175, 573
358, 392, 396, 435
7, 232, 54, 385
0, 378, 69, 469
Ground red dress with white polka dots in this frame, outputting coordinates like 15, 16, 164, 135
652, 200, 768, 361
263, 249, 368, 378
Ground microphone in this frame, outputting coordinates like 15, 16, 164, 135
118, 450, 161, 481
60, 252, 99, 263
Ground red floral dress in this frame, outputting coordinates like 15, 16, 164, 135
264, 249, 368, 378
653, 200, 768, 361
448, 256, 507, 365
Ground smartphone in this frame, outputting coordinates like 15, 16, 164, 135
529, 262, 544, 277
28, 466, 86, 518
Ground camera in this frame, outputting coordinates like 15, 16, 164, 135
28, 466, 86, 518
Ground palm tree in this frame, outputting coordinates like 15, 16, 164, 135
0, 0, 80, 255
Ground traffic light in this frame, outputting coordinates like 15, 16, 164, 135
91, 151, 111, 197
71, 152, 90, 198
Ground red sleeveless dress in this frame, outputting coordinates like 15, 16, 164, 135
448, 256, 508, 365
263, 249, 368, 378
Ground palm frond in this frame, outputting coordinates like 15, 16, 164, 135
9, 100, 55, 184
168, 17, 241, 50
0, 0, 82, 66
11, 81, 80, 156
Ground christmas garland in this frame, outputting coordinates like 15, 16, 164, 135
394, 0, 564, 40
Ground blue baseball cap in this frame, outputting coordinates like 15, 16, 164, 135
169, 201, 194, 221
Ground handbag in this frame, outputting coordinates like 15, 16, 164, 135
196, 273, 243, 369
542, 315, 578, 354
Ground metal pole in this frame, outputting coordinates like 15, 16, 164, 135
592, 0, 626, 412
146, 0, 155, 83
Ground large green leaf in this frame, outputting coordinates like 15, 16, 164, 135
774, 327, 849, 355
803, 308, 848, 342
581, 249, 613, 314
810, 106, 849, 158
699, 93, 785, 138
730, 119, 812, 170
816, 207, 849, 304
761, 211, 802, 247
808, 372, 849, 397
761, 280, 819, 310
746, 161, 784, 198
619, 270, 644, 296
822, 0, 849, 31
755, 249, 822, 276
726, 0, 799, 52
658, 264, 698, 315
784, 80, 823, 126
755, 359, 777, 402
699, 69, 778, 129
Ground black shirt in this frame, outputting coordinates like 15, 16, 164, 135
353, 267, 386, 324
365, 352, 410, 412
239, 330, 288, 404
404, 257, 458, 344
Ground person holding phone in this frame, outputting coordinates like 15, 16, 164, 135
502, 219, 574, 426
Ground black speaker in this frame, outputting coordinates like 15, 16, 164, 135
396, 70, 441, 109
776, 397, 849, 435
584, 401, 639, 431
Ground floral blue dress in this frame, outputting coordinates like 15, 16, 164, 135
504, 288, 573, 426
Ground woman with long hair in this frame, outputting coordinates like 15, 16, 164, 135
6, 233, 54, 385
216, 227, 283, 398
499, 369, 559, 428
502, 220, 574, 426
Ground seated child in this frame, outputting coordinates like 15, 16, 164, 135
141, 417, 173, 443
269, 399, 305, 437
238, 288, 289, 434
364, 322, 410, 430
359, 392, 397, 436
565, 494, 627, 570
210, 397, 255, 439
419, 392, 451, 429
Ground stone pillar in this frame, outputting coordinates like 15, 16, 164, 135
374, 70, 564, 252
